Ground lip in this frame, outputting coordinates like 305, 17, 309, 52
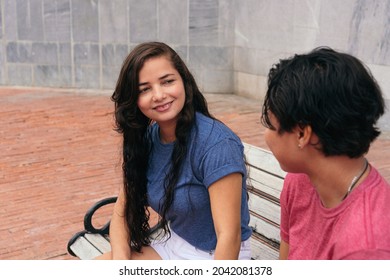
153, 101, 173, 112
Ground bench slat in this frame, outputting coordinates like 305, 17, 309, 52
84, 233, 111, 253
249, 212, 280, 243
69, 235, 106, 260
247, 167, 284, 200
250, 233, 279, 260
248, 192, 280, 225
244, 143, 286, 178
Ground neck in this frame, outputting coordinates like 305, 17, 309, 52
159, 122, 177, 144
160, 133, 176, 144
308, 156, 369, 208
341, 158, 368, 200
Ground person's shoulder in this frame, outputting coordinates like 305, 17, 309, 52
281, 173, 315, 209
367, 165, 390, 189
361, 166, 390, 213
195, 112, 241, 142
285, 172, 311, 185
359, 166, 390, 206
194, 112, 213, 127
283, 173, 313, 195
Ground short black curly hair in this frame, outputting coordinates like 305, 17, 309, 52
262, 47, 385, 158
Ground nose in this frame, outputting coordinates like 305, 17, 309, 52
152, 86, 166, 101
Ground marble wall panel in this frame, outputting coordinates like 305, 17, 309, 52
7, 64, 32, 85
35, 65, 60, 87
234, 47, 286, 77
71, 0, 99, 42
43, 0, 71, 42
103, 65, 121, 89
6, 42, 33, 63
314, 0, 357, 50
347, 0, 390, 65
189, 0, 219, 45
0, 45, 4, 84
369, 64, 390, 100
234, 0, 295, 52
75, 65, 100, 88
100, 0, 129, 44
3, 0, 18, 41
218, 0, 235, 46
102, 44, 129, 67
129, 0, 158, 43
58, 66, 72, 87
172, 45, 188, 63
31, 43, 58, 65
0, 3, 2, 39
234, 71, 267, 100
73, 44, 100, 66
378, 99, 390, 132
59, 43, 71, 66
16, 0, 44, 41
189, 46, 233, 70
158, 0, 188, 44
202, 69, 234, 94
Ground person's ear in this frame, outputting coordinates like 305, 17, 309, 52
295, 125, 312, 149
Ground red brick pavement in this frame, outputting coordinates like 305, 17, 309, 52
0, 86, 389, 260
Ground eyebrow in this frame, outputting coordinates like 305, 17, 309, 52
138, 73, 175, 87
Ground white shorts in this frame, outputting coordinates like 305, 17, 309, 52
150, 229, 252, 260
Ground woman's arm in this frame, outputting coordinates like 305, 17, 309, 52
109, 187, 132, 259
208, 172, 243, 260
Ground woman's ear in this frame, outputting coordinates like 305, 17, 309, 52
294, 125, 312, 149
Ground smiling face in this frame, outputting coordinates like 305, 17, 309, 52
137, 55, 186, 128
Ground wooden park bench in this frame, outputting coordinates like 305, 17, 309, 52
67, 142, 286, 260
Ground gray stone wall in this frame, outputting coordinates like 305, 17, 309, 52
0, 0, 234, 93
0, 0, 389, 129
234, 0, 390, 130
234, 0, 390, 98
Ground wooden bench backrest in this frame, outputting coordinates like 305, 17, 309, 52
243, 143, 286, 260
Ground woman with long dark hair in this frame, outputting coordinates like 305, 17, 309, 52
98, 42, 252, 260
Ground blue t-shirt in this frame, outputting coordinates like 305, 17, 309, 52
147, 112, 252, 251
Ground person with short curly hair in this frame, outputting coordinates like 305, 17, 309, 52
262, 47, 390, 259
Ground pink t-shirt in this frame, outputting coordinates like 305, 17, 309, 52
280, 166, 390, 259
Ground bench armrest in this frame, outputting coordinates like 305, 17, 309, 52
67, 196, 117, 257
84, 196, 117, 235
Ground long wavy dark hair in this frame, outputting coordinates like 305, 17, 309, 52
111, 42, 213, 252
